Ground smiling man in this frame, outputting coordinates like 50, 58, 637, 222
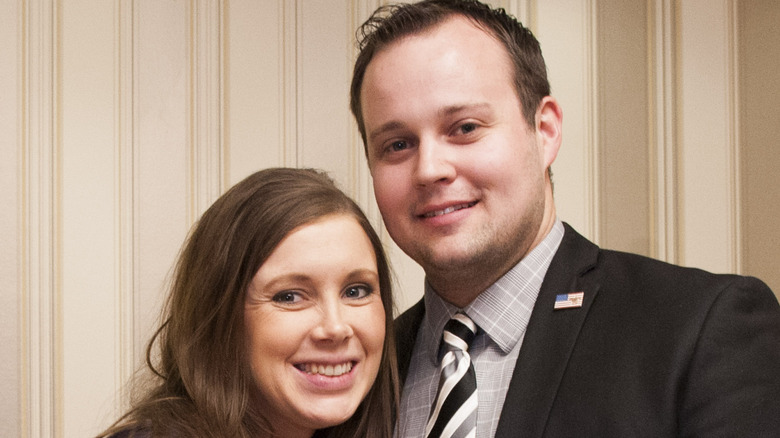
349, 1, 780, 437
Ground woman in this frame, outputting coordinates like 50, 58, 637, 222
99, 168, 398, 437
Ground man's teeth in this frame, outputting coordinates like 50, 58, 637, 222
424, 202, 474, 218
298, 362, 353, 377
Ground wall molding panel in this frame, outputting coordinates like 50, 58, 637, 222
677, 0, 740, 273
21, 0, 59, 436
223, 0, 282, 183
0, 0, 23, 435
650, 0, 679, 264
726, 0, 742, 273
738, 0, 780, 298
348, 0, 381, 222
188, 0, 224, 221
282, 0, 301, 167
115, 0, 137, 417
536, 0, 600, 239
584, 0, 600, 244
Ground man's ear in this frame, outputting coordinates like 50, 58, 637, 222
535, 96, 563, 169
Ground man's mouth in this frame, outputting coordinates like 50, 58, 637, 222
295, 362, 354, 377
422, 201, 477, 218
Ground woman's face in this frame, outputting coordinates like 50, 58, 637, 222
244, 214, 386, 437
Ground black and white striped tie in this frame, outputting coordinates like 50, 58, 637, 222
426, 312, 478, 438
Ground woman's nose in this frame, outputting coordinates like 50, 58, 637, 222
311, 304, 353, 343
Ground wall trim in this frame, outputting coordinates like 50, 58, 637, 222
585, 0, 600, 244
348, 0, 382, 227
281, 0, 300, 167
114, 0, 137, 416
188, 0, 224, 222
649, 0, 678, 263
727, 0, 742, 273
676, 0, 739, 272
22, 0, 59, 436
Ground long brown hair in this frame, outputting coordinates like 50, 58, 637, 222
99, 168, 398, 437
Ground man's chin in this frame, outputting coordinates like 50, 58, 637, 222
416, 247, 487, 279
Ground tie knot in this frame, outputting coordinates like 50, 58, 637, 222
441, 313, 477, 354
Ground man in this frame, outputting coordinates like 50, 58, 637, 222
350, 0, 780, 437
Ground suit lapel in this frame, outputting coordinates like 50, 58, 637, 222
394, 298, 426, 386
495, 224, 602, 438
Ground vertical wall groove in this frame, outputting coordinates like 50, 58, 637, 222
650, 0, 678, 263
295, 1, 305, 168
737, 0, 780, 294
348, 0, 382, 228
282, 0, 299, 166
726, 0, 741, 273
5, 0, 23, 435
220, 2, 229, 190
130, 0, 144, 379
115, 0, 136, 416
22, 0, 58, 435
585, 0, 600, 243
189, 0, 224, 223
677, 0, 739, 272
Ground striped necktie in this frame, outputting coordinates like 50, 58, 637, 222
425, 312, 478, 438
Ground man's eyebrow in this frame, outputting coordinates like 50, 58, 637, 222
368, 121, 405, 144
438, 102, 491, 117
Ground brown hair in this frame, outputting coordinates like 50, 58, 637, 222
98, 168, 398, 438
350, 0, 550, 153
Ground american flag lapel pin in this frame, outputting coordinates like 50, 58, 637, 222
554, 291, 585, 310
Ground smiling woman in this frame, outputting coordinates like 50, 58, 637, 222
96, 168, 398, 438
245, 215, 387, 437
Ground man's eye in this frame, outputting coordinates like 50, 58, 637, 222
390, 140, 408, 151
458, 123, 478, 135
344, 285, 373, 299
272, 291, 301, 304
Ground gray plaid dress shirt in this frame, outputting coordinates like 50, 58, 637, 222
396, 220, 564, 438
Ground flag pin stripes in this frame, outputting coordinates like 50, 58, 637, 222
554, 292, 585, 310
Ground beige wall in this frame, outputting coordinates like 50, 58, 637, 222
597, 0, 651, 254
739, 0, 780, 302
2, 0, 777, 436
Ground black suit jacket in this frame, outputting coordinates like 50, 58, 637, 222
395, 223, 780, 437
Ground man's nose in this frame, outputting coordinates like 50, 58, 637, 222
414, 137, 456, 187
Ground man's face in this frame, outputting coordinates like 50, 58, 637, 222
360, 16, 560, 303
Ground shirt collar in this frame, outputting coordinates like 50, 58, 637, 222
421, 219, 565, 363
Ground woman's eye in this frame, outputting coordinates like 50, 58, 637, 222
272, 291, 302, 304
344, 285, 373, 299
